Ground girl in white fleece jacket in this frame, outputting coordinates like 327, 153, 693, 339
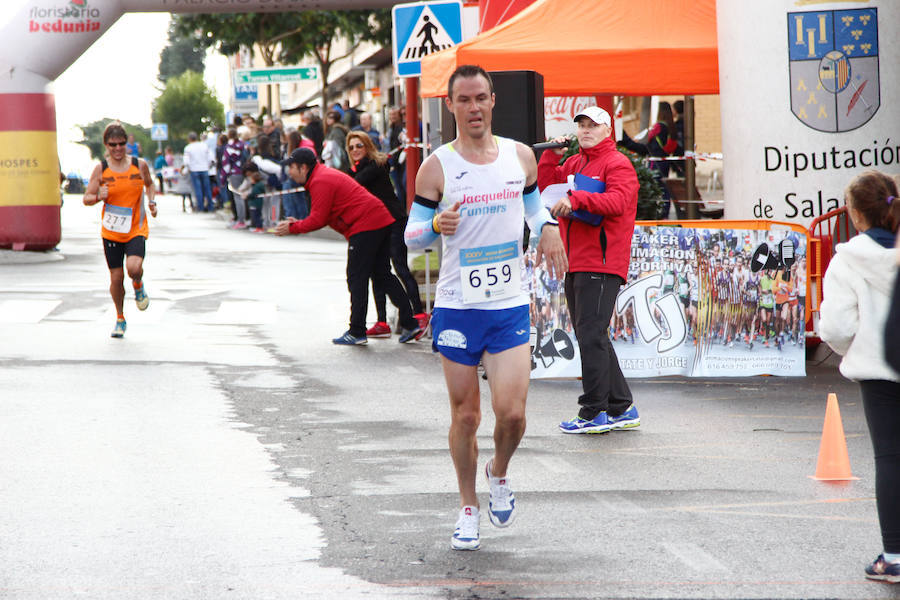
820, 169, 900, 583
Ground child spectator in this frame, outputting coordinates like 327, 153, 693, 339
819, 169, 900, 583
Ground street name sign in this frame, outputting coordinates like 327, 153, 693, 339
392, 1, 463, 78
233, 66, 319, 85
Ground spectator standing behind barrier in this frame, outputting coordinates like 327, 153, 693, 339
618, 101, 682, 217
353, 112, 383, 149
281, 130, 310, 220
539, 106, 641, 435
215, 133, 229, 211
153, 150, 166, 194
301, 109, 324, 158
274, 148, 423, 345
341, 99, 359, 130
255, 134, 283, 191
243, 167, 266, 233
126, 133, 141, 158
322, 111, 350, 172
184, 132, 214, 212
819, 170, 900, 584
386, 107, 406, 202
346, 131, 428, 338
223, 128, 248, 228
262, 116, 282, 158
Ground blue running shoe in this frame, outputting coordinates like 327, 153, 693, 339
484, 460, 515, 528
110, 318, 127, 338
134, 285, 149, 311
609, 405, 641, 430
559, 412, 611, 434
451, 506, 480, 551
332, 331, 367, 345
397, 325, 424, 343
865, 554, 900, 582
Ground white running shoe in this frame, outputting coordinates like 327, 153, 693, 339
450, 506, 480, 551
485, 460, 516, 528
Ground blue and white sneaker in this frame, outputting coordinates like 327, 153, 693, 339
451, 506, 480, 551
609, 405, 641, 430
134, 285, 149, 311
865, 554, 900, 582
332, 331, 368, 345
559, 412, 611, 434
110, 318, 127, 338
485, 460, 515, 528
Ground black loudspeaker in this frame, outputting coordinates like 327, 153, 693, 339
440, 70, 545, 146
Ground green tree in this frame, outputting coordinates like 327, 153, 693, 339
174, 10, 391, 113
158, 17, 205, 84
279, 10, 391, 112
151, 70, 224, 150
76, 119, 153, 161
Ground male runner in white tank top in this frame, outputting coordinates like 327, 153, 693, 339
406, 65, 567, 551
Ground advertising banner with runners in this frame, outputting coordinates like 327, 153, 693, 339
526, 220, 809, 379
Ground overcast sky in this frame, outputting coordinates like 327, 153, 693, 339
4, 2, 231, 176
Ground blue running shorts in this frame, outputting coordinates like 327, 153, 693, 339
431, 305, 530, 366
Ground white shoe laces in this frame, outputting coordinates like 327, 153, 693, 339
455, 509, 479, 539
489, 480, 513, 511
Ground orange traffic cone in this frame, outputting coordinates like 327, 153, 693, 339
810, 393, 858, 481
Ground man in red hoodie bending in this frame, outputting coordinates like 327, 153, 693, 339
537, 106, 641, 434
275, 148, 423, 345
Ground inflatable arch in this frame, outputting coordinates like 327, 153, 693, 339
0, 0, 393, 250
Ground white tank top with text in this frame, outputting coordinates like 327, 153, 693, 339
433, 136, 528, 310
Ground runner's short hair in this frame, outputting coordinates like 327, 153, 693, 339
103, 122, 127, 144
447, 65, 493, 100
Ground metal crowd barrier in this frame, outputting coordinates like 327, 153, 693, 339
806, 206, 853, 347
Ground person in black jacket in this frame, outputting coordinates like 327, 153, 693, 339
301, 109, 324, 159
346, 130, 428, 338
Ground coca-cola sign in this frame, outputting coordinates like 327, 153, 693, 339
544, 96, 596, 138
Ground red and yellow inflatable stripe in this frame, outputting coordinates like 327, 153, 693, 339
0, 93, 61, 249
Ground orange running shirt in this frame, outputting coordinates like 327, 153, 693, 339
100, 157, 148, 242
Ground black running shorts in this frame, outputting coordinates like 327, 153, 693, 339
102, 236, 146, 269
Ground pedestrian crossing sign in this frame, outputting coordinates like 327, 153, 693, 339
392, 1, 463, 78
150, 123, 168, 141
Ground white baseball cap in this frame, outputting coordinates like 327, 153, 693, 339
573, 106, 611, 127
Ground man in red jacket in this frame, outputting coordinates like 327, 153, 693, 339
538, 106, 641, 434
275, 148, 423, 345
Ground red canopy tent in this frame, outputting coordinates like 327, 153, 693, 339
420, 0, 718, 98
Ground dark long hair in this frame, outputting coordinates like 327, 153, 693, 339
657, 102, 675, 134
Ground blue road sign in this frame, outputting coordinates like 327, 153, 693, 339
150, 123, 168, 141
392, 1, 463, 78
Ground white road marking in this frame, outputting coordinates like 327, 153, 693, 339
0, 299, 61, 323
203, 301, 278, 324
660, 542, 728, 572
420, 382, 445, 394
533, 455, 580, 474
589, 493, 648, 514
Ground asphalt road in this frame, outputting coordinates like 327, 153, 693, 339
0, 195, 891, 599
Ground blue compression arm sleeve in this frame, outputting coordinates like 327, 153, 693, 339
405, 199, 440, 250
523, 185, 556, 238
